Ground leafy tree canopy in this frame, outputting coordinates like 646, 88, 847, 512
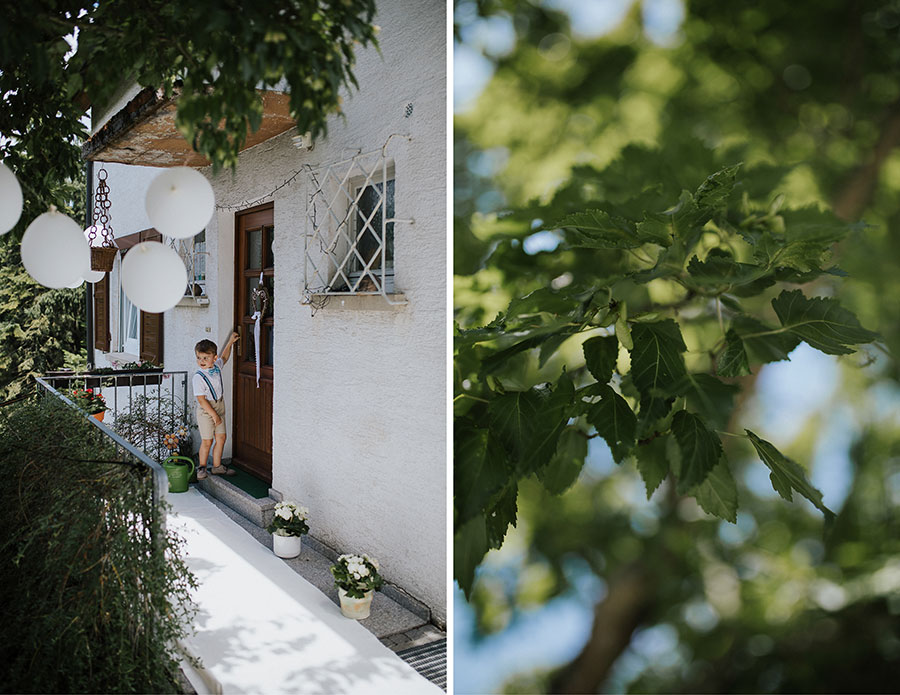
455, 1, 900, 692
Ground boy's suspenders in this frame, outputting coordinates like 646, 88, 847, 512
196, 370, 219, 401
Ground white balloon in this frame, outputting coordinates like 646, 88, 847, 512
21, 210, 90, 288
0, 161, 24, 234
121, 241, 186, 313
84, 268, 106, 283
145, 167, 214, 239
66, 277, 85, 288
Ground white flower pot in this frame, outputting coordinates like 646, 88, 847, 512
272, 532, 302, 558
338, 588, 374, 619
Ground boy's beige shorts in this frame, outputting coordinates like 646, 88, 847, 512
196, 398, 226, 439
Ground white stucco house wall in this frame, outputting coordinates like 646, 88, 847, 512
85, 0, 446, 624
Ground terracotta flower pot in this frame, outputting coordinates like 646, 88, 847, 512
338, 588, 374, 619
91, 411, 105, 422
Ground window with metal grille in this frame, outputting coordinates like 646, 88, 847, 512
177, 230, 208, 297
303, 147, 406, 305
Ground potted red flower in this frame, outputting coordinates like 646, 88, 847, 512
69, 388, 108, 421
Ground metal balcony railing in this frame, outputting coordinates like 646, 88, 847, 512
33, 375, 170, 552
39, 370, 191, 463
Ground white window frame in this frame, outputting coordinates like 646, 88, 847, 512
120, 284, 140, 355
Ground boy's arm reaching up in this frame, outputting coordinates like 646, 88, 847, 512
220, 331, 240, 365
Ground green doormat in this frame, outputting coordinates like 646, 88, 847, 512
223, 465, 270, 499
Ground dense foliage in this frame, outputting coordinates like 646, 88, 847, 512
0, 396, 197, 693
1, 0, 378, 177
455, 152, 878, 594
0, 1, 378, 399
455, 0, 900, 692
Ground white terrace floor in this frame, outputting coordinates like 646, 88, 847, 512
168, 488, 442, 695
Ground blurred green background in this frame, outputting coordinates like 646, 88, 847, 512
453, 0, 900, 692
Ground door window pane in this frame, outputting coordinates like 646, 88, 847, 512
248, 228, 262, 270
265, 325, 273, 366
265, 226, 275, 268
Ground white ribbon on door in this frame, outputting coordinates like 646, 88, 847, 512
251, 309, 261, 388
252, 271, 263, 389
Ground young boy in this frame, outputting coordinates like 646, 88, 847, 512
193, 332, 240, 480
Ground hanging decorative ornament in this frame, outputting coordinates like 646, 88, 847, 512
145, 167, 214, 239
121, 241, 186, 313
87, 167, 119, 271
21, 206, 90, 288
0, 161, 24, 235
250, 271, 268, 389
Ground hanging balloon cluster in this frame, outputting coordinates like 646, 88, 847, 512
0, 160, 214, 314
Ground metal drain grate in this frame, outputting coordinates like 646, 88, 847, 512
396, 638, 447, 691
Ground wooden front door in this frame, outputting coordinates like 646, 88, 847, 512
232, 203, 274, 484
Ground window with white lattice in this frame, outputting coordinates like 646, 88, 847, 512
177, 230, 208, 297
304, 149, 405, 304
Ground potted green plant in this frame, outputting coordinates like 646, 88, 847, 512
266, 501, 310, 558
330, 554, 383, 619
69, 387, 108, 421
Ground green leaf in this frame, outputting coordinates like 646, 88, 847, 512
615, 312, 633, 350
488, 374, 574, 475
538, 428, 587, 494
691, 456, 738, 523
745, 430, 834, 519
771, 289, 879, 356
694, 163, 741, 211
582, 335, 618, 383
670, 411, 722, 493
718, 330, 751, 378
485, 482, 518, 548
637, 190, 707, 247
586, 385, 637, 462
454, 426, 510, 524
629, 320, 687, 422
634, 436, 670, 499
686, 249, 761, 290
454, 515, 488, 598
556, 210, 669, 249
731, 315, 800, 363
662, 373, 740, 429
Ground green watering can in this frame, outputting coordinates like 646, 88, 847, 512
162, 455, 195, 493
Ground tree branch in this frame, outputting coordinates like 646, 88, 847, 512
549, 563, 656, 694
833, 97, 900, 220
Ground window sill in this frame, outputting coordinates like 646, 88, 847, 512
305, 292, 407, 311
176, 296, 210, 307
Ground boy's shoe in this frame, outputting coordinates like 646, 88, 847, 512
197, 467, 208, 480
211, 465, 238, 477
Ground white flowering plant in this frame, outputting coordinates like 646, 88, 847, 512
330, 554, 384, 598
266, 501, 310, 537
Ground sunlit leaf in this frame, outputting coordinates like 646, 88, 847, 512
746, 430, 834, 519
691, 456, 738, 523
